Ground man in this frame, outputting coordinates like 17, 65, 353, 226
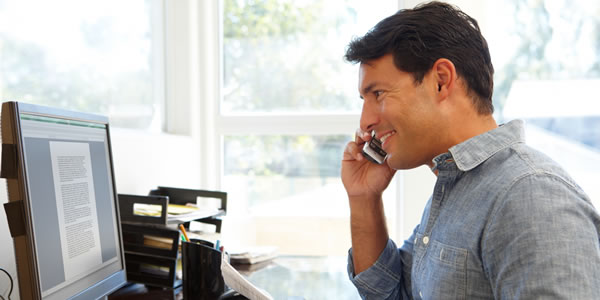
341, 2, 600, 299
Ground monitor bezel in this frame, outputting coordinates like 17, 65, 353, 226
2, 101, 127, 299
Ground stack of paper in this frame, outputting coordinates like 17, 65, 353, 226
166, 204, 200, 215
229, 246, 278, 265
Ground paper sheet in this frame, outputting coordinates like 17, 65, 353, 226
49, 141, 102, 280
221, 254, 274, 300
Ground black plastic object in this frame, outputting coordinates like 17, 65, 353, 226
182, 239, 228, 299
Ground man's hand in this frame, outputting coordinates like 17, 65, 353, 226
342, 129, 396, 198
342, 129, 397, 274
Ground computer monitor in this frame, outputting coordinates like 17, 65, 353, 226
1, 102, 126, 299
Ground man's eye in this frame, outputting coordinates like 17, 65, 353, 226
374, 90, 384, 99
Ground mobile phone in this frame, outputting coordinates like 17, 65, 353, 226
362, 131, 387, 164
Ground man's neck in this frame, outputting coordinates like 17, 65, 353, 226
426, 113, 497, 171
449, 113, 498, 145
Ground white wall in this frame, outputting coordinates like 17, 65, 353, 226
110, 129, 201, 194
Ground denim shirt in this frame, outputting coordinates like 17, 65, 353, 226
347, 120, 600, 299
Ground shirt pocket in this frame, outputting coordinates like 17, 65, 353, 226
418, 239, 468, 300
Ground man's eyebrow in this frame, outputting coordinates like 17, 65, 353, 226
360, 82, 378, 98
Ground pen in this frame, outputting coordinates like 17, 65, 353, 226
215, 239, 220, 250
179, 224, 189, 242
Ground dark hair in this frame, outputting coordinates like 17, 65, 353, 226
345, 1, 494, 114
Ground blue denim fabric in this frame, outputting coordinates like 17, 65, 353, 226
348, 120, 600, 299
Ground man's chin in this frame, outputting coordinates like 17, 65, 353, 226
385, 160, 400, 170
385, 154, 401, 170
386, 154, 420, 170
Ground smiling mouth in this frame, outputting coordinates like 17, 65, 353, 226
380, 130, 396, 143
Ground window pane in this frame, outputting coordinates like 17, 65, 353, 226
222, 0, 397, 114
223, 135, 349, 215
487, 0, 600, 208
0, 0, 162, 129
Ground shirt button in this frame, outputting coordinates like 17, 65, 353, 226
423, 236, 429, 245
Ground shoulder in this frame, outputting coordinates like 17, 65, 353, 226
479, 142, 598, 248
481, 143, 598, 246
484, 142, 586, 196
480, 145, 600, 298
486, 142, 594, 221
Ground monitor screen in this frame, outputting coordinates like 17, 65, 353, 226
1, 102, 126, 299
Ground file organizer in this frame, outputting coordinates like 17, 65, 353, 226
118, 187, 227, 289
149, 186, 227, 231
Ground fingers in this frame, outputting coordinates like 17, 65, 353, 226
342, 137, 365, 161
343, 140, 365, 162
343, 128, 374, 162
355, 128, 372, 144
344, 128, 373, 162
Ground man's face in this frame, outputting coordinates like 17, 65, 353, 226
358, 54, 441, 170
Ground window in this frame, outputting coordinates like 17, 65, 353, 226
219, 0, 399, 255
483, 0, 600, 209
0, 0, 165, 130
222, 0, 380, 113
224, 134, 349, 215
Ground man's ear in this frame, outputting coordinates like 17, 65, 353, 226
432, 58, 456, 101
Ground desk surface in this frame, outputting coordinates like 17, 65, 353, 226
237, 255, 360, 299
110, 255, 361, 299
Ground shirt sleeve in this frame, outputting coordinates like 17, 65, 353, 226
347, 232, 416, 299
482, 172, 600, 299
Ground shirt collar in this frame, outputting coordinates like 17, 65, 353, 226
432, 119, 526, 172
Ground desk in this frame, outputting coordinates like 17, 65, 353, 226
110, 255, 360, 299
238, 255, 360, 299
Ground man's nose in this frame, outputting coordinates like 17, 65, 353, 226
359, 100, 379, 133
